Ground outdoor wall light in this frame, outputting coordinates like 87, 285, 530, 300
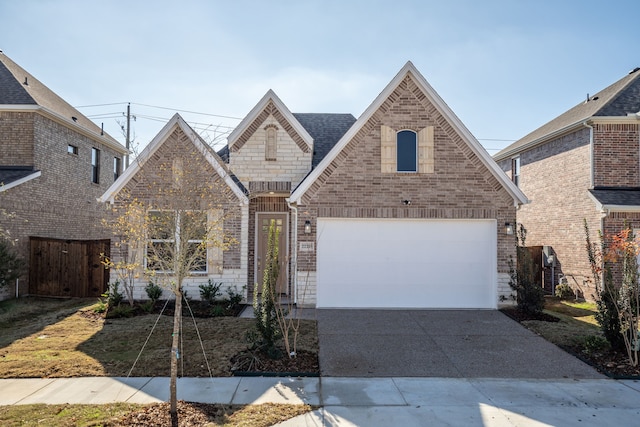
304, 220, 312, 234
505, 222, 514, 235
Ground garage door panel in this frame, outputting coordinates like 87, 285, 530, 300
316, 218, 496, 308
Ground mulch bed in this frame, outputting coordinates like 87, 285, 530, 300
230, 349, 319, 376
501, 307, 640, 379
500, 307, 560, 323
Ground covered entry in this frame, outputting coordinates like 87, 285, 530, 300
316, 218, 497, 308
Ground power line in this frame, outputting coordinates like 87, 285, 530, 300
75, 102, 128, 108
131, 102, 243, 120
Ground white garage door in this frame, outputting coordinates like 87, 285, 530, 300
316, 218, 497, 309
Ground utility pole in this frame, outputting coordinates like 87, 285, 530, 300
125, 102, 131, 168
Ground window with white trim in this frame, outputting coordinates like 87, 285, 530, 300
512, 156, 521, 187
146, 210, 207, 273
396, 130, 418, 172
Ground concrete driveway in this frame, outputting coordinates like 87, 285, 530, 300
317, 309, 604, 379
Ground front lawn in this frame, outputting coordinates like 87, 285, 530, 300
0, 402, 312, 427
0, 297, 318, 378
509, 297, 640, 378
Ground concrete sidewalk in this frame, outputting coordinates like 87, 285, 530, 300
1, 376, 639, 426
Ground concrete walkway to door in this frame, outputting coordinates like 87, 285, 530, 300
317, 309, 604, 378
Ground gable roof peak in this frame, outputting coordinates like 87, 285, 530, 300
99, 112, 248, 204
290, 62, 527, 206
227, 89, 313, 151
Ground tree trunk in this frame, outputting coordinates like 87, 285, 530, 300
170, 289, 182, 426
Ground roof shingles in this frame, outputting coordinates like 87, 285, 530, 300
495, 68, 640, 160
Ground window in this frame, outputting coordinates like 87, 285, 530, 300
265, 125, 277, 160
67, 144, 78, 155
381, 125, 433, 174
396, 130, 417, 172
512, 157, 521, 187
113, 157, 121, 181
91, 148, 100, 184
147, 210, 207, 273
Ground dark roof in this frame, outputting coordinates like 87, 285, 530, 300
589, 187, 640, 207
0, 166, 39, 187
0, 52, 123, 150
293, 113, 356, 167
217, 145, 229, 163
495, 68, 640, 160
0, 60, 36, 104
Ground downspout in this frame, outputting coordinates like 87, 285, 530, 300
287, 199, 298, 304
583, 120, 594, 188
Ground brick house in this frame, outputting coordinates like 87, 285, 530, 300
494, 67, 640, 300
102, 62, 527, 308
0, 52, 127, 299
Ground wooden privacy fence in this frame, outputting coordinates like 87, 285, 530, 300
29, 237, 110, 298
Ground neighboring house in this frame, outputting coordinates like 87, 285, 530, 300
494, 67, 640, 300
101, 62, 527, 308
0, 52, 128, 299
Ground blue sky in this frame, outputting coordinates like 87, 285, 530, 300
1, 0, 637, 155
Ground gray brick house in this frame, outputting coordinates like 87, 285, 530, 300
494, 67, 640, 300
0, 52, 127, 299
102, 62, 527, 308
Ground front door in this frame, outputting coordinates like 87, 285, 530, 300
256, 213, 288, 295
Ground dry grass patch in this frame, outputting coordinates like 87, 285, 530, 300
0, 297, 318, 378
0, 402, 312, 426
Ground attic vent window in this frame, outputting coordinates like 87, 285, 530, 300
265, 124, 277, 161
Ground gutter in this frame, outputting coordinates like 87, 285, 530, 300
286, 199, 299, 304
583, 120, 594, 188
494, 122, 586, 162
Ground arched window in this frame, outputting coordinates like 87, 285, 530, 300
265, 125, 277, 160
396, 130, 417, 172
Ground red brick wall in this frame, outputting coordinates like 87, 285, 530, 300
0, 112, 34, 166
498, 127, 601, 299
0, 114, 124, 296
297, 74, 517, 273
593, 123, 640, 187
114, 125, 242, 269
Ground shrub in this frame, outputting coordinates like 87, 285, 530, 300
145, 281, 163, 302
107, 304, 135, 318
585, 221, 625, 352
580, 335, 610, 355
93, 300, 107, 314
252, 220, 282, 358
226, 285, 244, 308
199, 280, 223, 305
140, 300, 155, 313
555, 282, 574, 299
508, 225, 545, 315
210, 305, 226, 317
0, 239, 25, 290
106, 281, 124, 307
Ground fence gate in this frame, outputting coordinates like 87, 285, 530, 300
29, 237, 110, 298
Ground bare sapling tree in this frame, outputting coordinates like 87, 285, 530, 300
109, 142, 238, 425
101, 197, 147, 306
